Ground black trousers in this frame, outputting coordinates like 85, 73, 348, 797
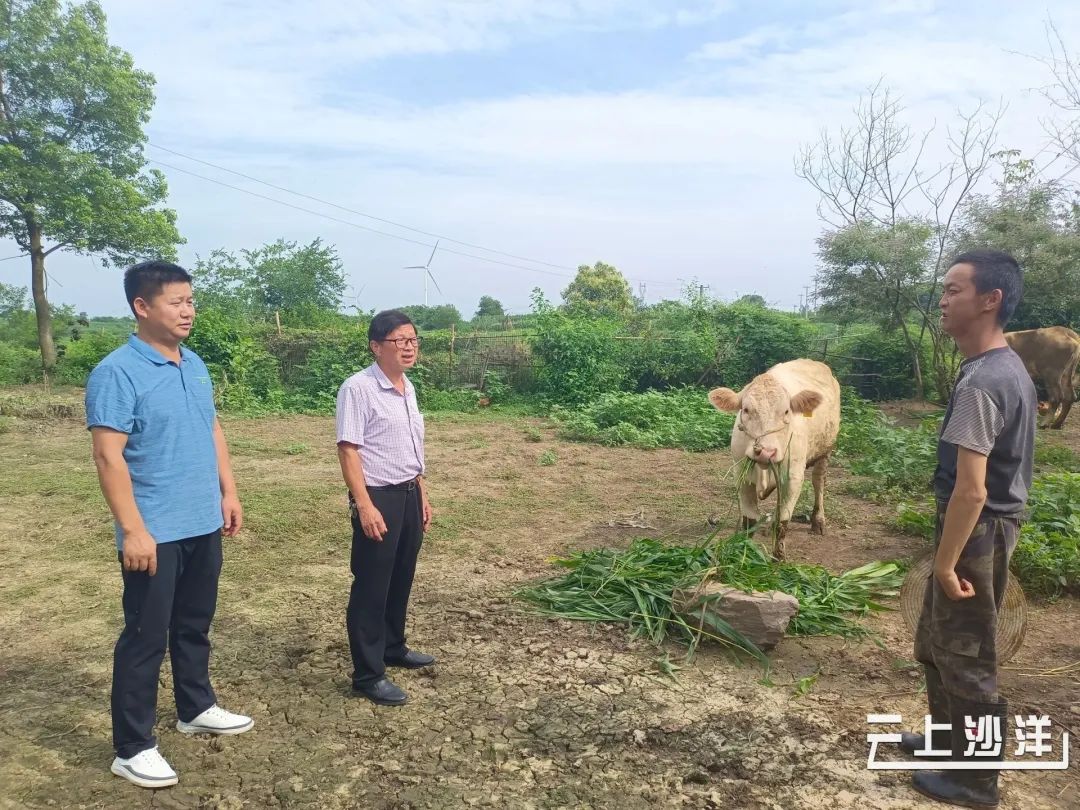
112, 530, 222, 759
347, 483, 423, 687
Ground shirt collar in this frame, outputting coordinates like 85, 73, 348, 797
370, 362, 412, 393
128, 333, 190, 366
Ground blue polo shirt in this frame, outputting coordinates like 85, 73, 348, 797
86, 334, 222, 548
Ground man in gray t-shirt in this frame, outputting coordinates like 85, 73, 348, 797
934, 347, 1035, 516
907, 250, 1036, 809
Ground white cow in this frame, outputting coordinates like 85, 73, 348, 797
708, 359, 841, 560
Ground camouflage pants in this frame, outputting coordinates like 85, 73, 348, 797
914, 507, 1020, 702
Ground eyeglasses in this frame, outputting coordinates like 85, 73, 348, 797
382, 336, 422, 349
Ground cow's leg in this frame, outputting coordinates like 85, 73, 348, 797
738, 480, 760, 534
773, 520, 788, 562
810, 457, 828, 535
773, 464, 805, 560
1051, 396, 1072, 429
1041, 379, 1062, 429
1051, 370, 1074, 429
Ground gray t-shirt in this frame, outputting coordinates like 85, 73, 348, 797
933, 346, 1036, 516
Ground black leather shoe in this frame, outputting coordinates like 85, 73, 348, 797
385, 650, 436, 669
352, 678, 407, 706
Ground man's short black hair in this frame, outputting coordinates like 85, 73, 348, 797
368, 309, 415, 344
949, 249, 1024, 326
123, 260, 193, 316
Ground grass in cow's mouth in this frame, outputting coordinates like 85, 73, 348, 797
514, 529, 904, 669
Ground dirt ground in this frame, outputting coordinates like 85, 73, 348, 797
0, 404, 1077, 809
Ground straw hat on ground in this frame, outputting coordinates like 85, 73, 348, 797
899, 553, 1028, 663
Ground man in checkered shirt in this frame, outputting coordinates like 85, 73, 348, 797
336, 310, 435, 706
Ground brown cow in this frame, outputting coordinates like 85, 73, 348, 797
1003, 326, 1080, 429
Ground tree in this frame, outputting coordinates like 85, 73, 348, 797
816, 219, 939, 386
734, 294, 767, 308
951, 171, 1080, 330
474, 295, 505, 320
0, 0, 182, 374
400, 304, 461, 331
0, 280, 27, 316
192, 238, 345, 323
561, 261, 634, 319
1032, 20, 1080, 179
796, 81, 1001, 399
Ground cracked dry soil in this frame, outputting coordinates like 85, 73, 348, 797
0, 411, 1077, 809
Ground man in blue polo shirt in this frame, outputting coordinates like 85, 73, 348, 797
86, 261, 253, 789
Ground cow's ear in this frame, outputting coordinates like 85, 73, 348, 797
790, 389, 823, 416
708, 387, 740, 412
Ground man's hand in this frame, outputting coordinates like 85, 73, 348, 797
122, 528, 158, 575
935, 564, 976, 600
222, 492, 243, 537
359, 503, 388, 541
421, 495, 433, 532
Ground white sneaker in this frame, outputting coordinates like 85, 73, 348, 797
176, 704, 254, 736
110, 746, 178, 789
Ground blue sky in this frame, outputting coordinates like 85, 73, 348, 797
3, 0, 1080, 317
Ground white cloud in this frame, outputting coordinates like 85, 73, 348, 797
689, 25, 791, 62
6, 0, 1080, 318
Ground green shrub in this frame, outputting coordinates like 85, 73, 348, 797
54, 331, 126, 386
829, 328, 929, 401
836, 389, 938, 500
1035, 443, 1080, 473
1011, 473, 1080, 597
883, 473, 1080, 597
0, 343, 42, 385
709, 303, 817, 387
553, 388, 735, 451
619, 330, 717, 391
284, 333, 369, 412
530, 314, 626, 405
187, 309, 283, 413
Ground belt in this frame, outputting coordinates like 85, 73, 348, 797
367, 476, 420, 492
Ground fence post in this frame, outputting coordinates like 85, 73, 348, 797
449, 322, 456, 387
275, 310, 282, 336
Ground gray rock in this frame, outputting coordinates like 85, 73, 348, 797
674, 583, 799, 651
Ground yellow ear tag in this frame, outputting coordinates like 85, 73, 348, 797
802, 410, 813, 418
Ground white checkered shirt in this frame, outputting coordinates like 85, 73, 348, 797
335, 363, 426, 486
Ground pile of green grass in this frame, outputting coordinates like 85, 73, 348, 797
515, 531, 903, 662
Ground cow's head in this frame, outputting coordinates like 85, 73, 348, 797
708, 375, 823, 465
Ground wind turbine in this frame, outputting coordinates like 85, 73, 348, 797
403, 241, 445, 306
345, 282, 368, 315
